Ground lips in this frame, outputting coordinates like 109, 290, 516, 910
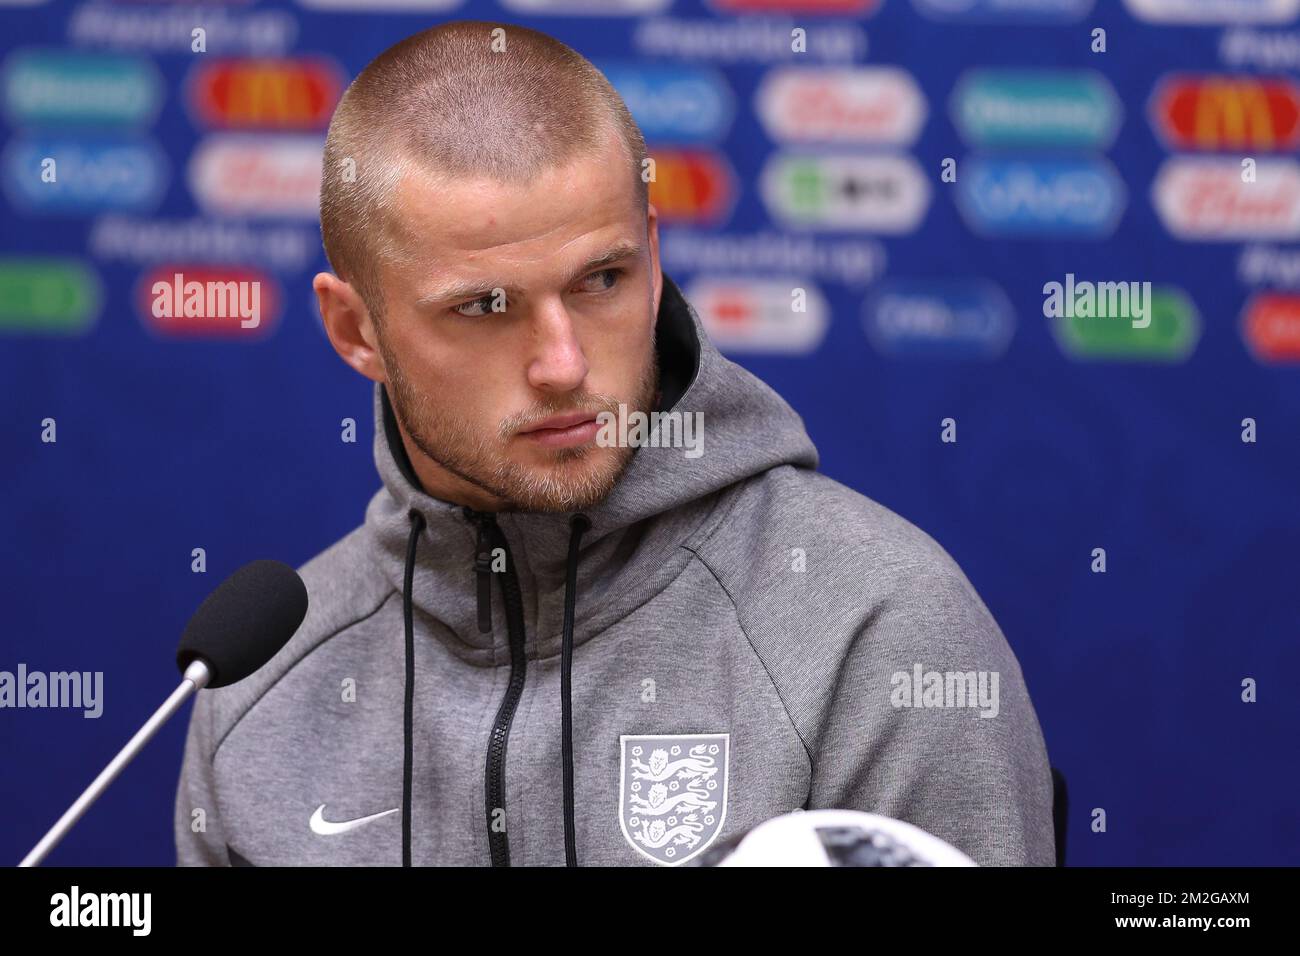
520, 410, 599, 434
518, 410, 602, 450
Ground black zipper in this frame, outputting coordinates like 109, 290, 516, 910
464, 508, 528, 867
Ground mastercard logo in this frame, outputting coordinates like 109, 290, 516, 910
646, 149, 736, 225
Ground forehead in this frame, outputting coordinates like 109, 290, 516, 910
383, 133, 641, 288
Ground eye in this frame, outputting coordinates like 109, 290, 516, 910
451, 293, 499, 319
576, 268, 623, 294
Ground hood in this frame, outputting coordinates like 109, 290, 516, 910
363, 271, 818, 662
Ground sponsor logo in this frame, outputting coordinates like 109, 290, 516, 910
136, 266, 280, 338
595, 62, 733, 144
862, 278, 1014, 359
1052, 285, 1200, 361
1238, 244, 1300, 287
1124, 0, 1300, 24
634, 18, 867, 65
1241, 292, 1300, 362
646, 148, 736, 224
308, 804, 400, 835
501, 0, 670, 12
685, 276, 829, 353
761, 152, 931, 233
1152, 157, 1300, 240
2, 136, 167, 214
187, 57, 343, 130
89, 215, 318, 272
187, 134, 323, 219
1150, 74, 1300, 151
708, 0, 879, 13
660, 229, 888, 287
67, 3, 297, 56
956, 156, 1126, 237
1220, 28, 1300, 72
951, 69, 1120, 149
619, 734, 729, 866
913, 0, 1094, 20
755, 66, 926, 145
2, 49, 162, 127
0, 258, 101, 335
296, 0, 461, 8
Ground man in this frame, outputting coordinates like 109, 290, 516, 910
174, 21, 1056, 867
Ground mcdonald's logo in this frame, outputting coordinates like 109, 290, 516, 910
1150, 75, 1300, 151
187, 58, 343, 130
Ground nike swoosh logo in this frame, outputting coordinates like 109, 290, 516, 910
309, 804, 400, 836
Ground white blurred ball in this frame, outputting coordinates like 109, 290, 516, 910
693, 810, 978, 867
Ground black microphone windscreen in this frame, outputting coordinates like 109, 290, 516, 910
176, 560, 308, 688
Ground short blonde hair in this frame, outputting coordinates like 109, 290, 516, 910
319, 20, 649, 325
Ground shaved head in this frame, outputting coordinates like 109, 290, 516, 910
318, 20, 649, 327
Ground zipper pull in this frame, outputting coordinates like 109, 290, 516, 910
465, 508, 494, 633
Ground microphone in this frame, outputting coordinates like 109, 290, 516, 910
18, 560, 308, 867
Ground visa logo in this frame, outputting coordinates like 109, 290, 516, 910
2, 136, 166, 214
955, 156, 1126, 238
596, 62, 733, 144
862, 279, 1014, 359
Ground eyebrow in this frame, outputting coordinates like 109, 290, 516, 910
414, 239, 644, 309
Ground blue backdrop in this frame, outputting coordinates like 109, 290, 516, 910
3, 0, 1298, 866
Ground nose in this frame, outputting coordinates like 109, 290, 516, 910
526, 299, 589, 394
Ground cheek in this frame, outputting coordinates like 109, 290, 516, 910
588, 345, 650, 409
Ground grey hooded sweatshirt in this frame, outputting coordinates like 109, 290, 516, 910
174, 272, 1056, 867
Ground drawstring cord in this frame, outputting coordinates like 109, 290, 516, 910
400, 507, 590, 867
561, 513, 591, 867
401, 508, 425, 867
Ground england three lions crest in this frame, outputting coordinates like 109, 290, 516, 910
619, 733, 730, 866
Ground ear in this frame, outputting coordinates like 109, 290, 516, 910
313, 272, 386, 383
647, 202, 663, 320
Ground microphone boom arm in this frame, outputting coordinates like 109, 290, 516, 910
18, 659, 213, 868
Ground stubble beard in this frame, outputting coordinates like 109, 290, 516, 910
381, 334, 659, 513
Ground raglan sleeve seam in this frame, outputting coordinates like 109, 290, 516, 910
680, 543, 815, 777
